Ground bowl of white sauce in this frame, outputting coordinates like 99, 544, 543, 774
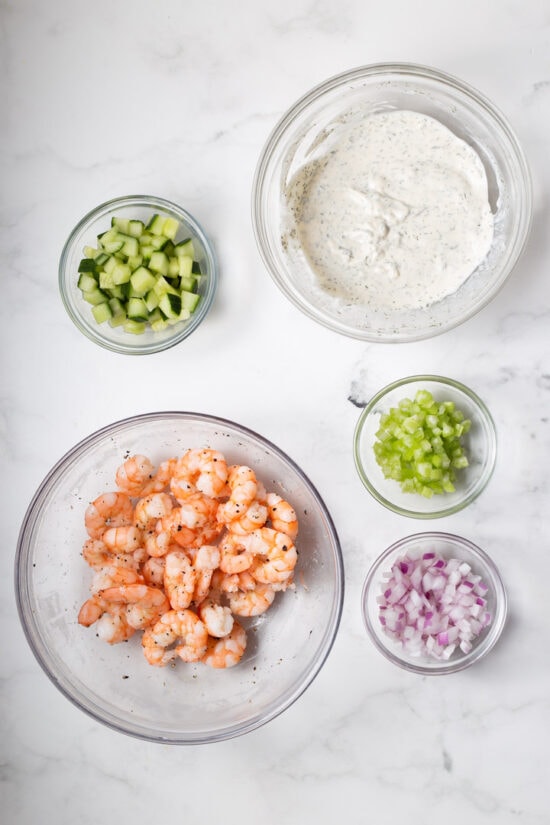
252, 63, 532, 342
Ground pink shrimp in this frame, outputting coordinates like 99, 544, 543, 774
141, 457, 178, 495
229, 582, 276, 617
102, 525, 143, 553
192, 544, 221, 604
217, 465, 258, 525
198, 598, 234, 638
159, 495, 222, 549
219, 533, 255, 574
115, 454, 155, 496
90, 565, 143, 595
170, 449, 228, 501
266, 493, 299, 540
141, 556, 166, 588
142, 609, 208, 666
227, 499, 268, 535
134, 492, 174, 531
163, 550, 196, 610
202, 622, 247, 669
241, 527, 298, 585
99, 583, 169, 630
85, 492, 134, 539
82, 538, 146, 571
78, 597, 135, 644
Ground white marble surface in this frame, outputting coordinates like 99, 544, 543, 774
2, 0, 550, 822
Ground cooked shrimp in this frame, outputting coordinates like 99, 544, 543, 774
115, 454, 155, 496
142, 609, 208, 666
134, 492, 173, 530
144, 529, 173, 558
78, 597, 135, 644
170, 449, 228, 501
202, 622, 247, 669
219, 533, 255, 574
85, 492, 134, 539
229, 583, 276, 617
164, 550, 196, 610
241, 527, 298, 585
227, 499, 268, 535
96, 607, 136, 644
102, 525, 143, 553
159, 495, 222, 549
213, 569, 257, 594
141, 457, 178, 495
266, 493, 299, 540
198, 598, 234, 637
99, 583, 169, 630
192, 544, 221, 604
141, 556, 166, 588
217, 465, 258, 524
90, 565, 143, 595
82, 541, 146, 571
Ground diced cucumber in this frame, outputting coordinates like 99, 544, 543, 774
168, 256, 180, 277
175, 239, 194, 258
77, 212, 204, 334
145, 290, 160, 312
128, 220, 144, 238
78, 258, 98, 273
178, 255, 193, 278
118, 234, 140, 257
162, 217, 179, 240
111, 217, 130, 233
159, 292, 182, 319
180, 289, 200, 313
91, 301, 113, 324
179, 275, 198, 292
99, 270, 116, 290
149, 252, 169, 276
130, 266, 157, 295
112, 262, 131, 285
83, 287, 109, 306
123, 319, 146, 334
127, 297, 148, 321
147, 214, 166, 235
78, 272, 98, 292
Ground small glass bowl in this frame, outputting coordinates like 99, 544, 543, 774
361, 532, 507, 675
59, 195, 217, 355
252, 63, 532, 342
354, 375, 496, 518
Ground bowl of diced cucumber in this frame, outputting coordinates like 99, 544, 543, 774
59, 195, 217, 354
353, 375, 497, 518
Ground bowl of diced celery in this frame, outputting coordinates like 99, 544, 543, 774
353, 375, 497, 518
59, 195, 217, 354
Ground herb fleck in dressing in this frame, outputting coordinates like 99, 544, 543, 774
287, 110, 494, 311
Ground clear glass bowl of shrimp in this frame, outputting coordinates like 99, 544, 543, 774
15, 412, 344, 744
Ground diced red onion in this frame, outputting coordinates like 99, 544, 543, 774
377, 550, 492, 661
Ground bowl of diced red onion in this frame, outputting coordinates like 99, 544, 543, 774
361, 532, 507, 674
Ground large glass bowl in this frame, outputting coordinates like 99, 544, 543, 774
362, 532, 507, 674
15, 413, 344, 744
252, 63, 532, 342
59, 195, 217, 355
354, 375, 496, 518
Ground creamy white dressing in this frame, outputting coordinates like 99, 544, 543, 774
285, 110, 494, 311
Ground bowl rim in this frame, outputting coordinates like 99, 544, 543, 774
15, 410, 345, 744
59, 194, 218, 355
251, 61, 533, 343
353, 374, 497, 518
361, 530, 508, 675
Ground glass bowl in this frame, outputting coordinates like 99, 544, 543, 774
59, 195, 217, 355
361, 532, 507, 674
252, 62, 532, 342
354, 375, 496, 518
15, 412, 344, 744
